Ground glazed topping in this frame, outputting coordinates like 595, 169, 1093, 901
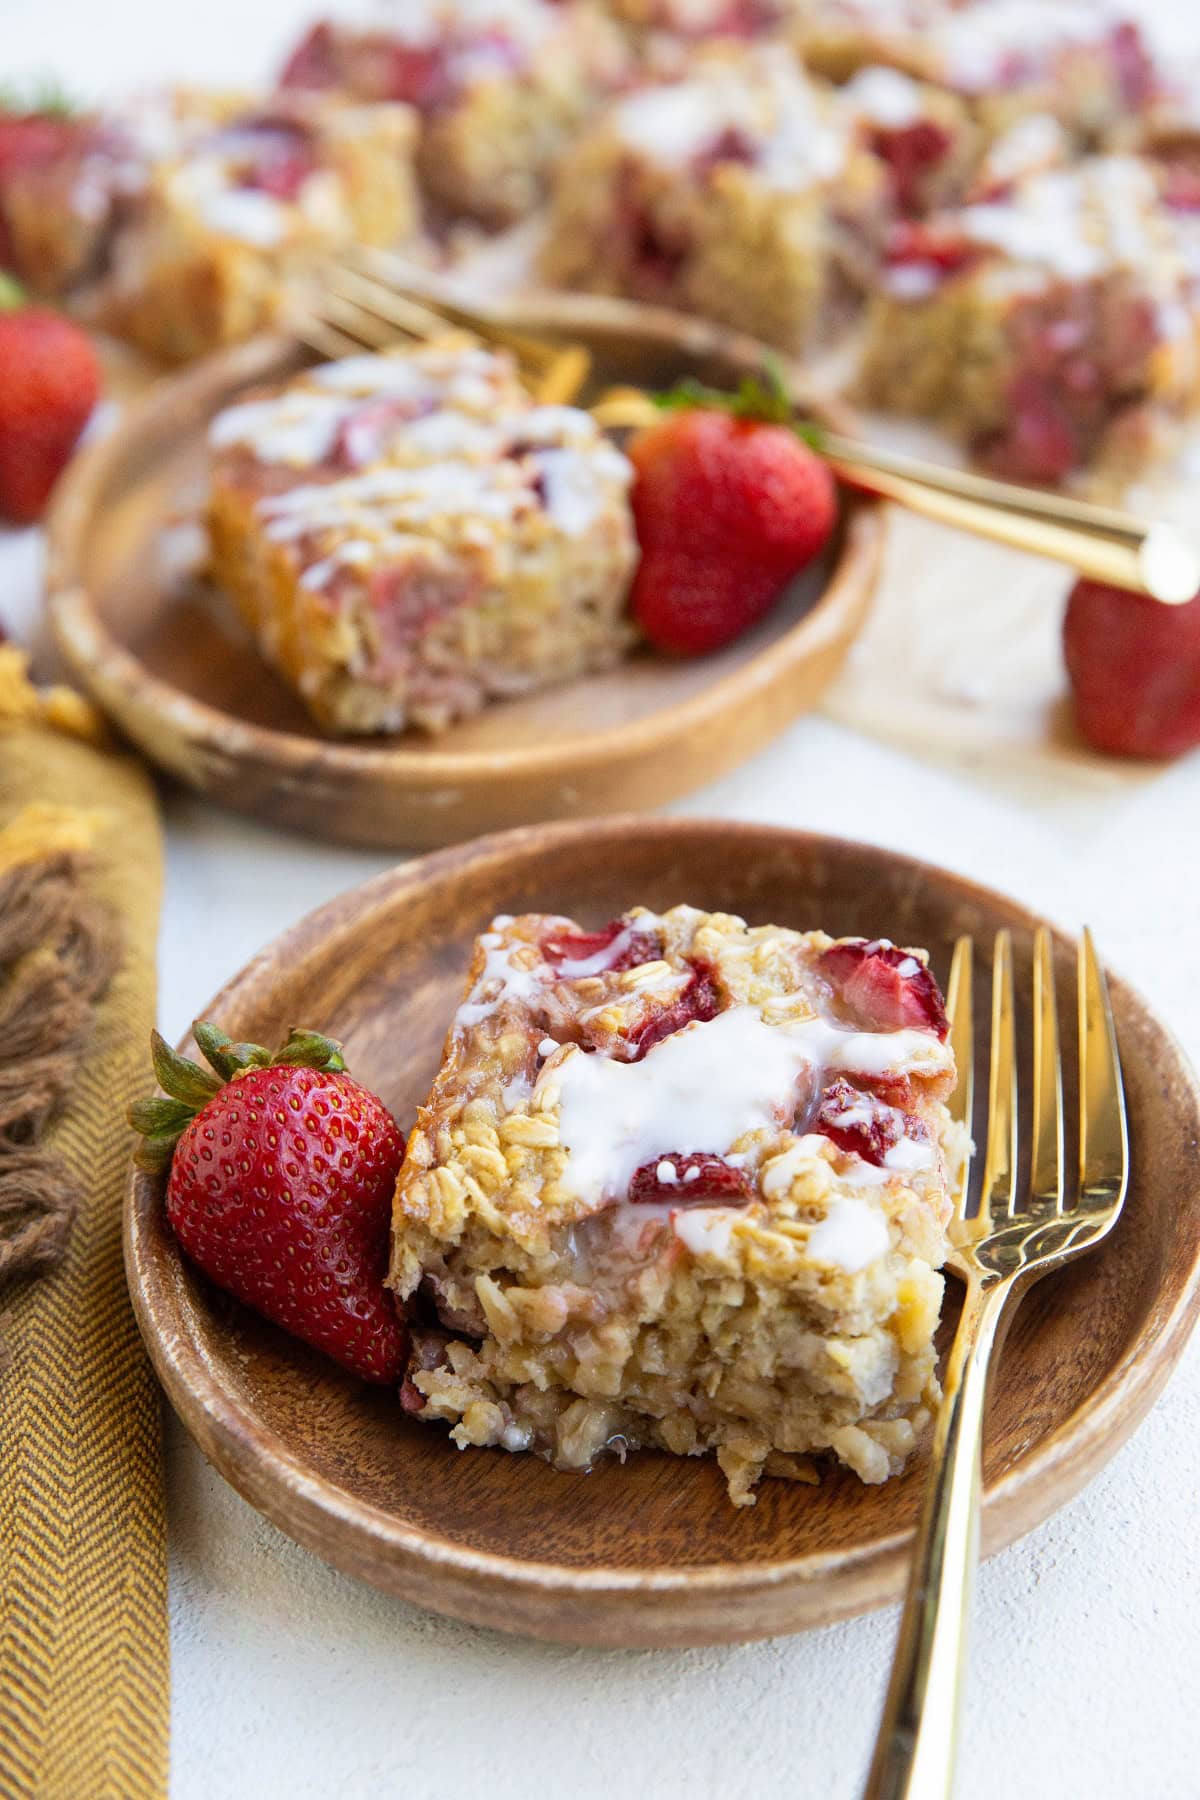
806, 1198, 891, 1273
612, 50, 847, 189
958, 158, 1172, 282
543, 1003, 949, 1210
209, 346, 528, 466
541, 917, 663, 977
209, 347, 633, 593
813, 1075, 934, 1168
933, 1, 1142, 93
969, 113, 1067, 200
281, 0, 557, 107
844, 65, 924, 129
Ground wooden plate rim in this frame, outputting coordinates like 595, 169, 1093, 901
126, 818, 1200, 1629
46, 321, 885, 790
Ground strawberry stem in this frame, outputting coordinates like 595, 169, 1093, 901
130, 1019, 348, 1174
0, 77, 77, 118
653, 359, 826, 450
0, 274, 26, 314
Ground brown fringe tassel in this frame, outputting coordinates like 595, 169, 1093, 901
0, 854, 122, 1288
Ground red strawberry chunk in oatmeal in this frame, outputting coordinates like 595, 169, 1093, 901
628, 1151, 754, 1207
821, 940, 949, 1039
626, 961, 722, 1061
541, 917, 663, 976
886, 220, 981, 279
871, 120, 953, 214
814, 1076, 930, 1168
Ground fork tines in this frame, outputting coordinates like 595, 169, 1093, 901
293, 248, 593, 405
946, 928, 1128, 1279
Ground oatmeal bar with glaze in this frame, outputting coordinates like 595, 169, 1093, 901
540, 43, 889, 351
859, 156, 1200, 485
206, 340, 638, 735
389, 905, 965, 1505
0, 88, 420, 362
794, 0, 1161, 149
280, 0, 629, 226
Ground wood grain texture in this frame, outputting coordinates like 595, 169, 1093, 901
45, 296, 883, 850
124, 818, 1200, 1647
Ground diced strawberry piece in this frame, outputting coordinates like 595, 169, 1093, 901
0, 113, 88, 176
230, 118, 318, 203
814, 1076, 928, 1167
885, 220, 978, 276
332, 393, 436, 468
820, 940, 949, 1039
1109, 22, 1156, 109
381, 44, 452, 110
279, 22, 342, 90
541, 918, 663, 976
978, 371, 1079, 483
1162, 160, 1200, 213
1063, 576, 1200, 759
627, 961, 722, 1060
872, 119, 952, 214
628, 1151, 753, 1207
691, 125, 760, 180
364, 560, 479, 659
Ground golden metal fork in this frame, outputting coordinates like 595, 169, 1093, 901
294, 248, 593, 406
863, 928, 1129, 1800
295, 248, 1200, 605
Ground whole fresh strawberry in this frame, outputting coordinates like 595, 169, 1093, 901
627, 371, 837, 656
1063, 576, 1200, 759
0, 277, 101, 524
131, 1022, 408, 1383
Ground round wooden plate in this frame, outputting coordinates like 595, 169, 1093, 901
126, 818, 1200, 1647
46, 296, 883, 850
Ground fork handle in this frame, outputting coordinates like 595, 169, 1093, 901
862, 1274, 1013, 1800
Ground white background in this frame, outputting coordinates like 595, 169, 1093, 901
3, 3, 1199, 1795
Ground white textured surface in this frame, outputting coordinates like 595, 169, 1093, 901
2, 2, 1200, 1795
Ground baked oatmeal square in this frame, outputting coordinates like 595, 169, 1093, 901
279, 0, 630, 226
206, 339, 638, 734
859, 155, 1200, 484
794, 0, 1162, 150
0, 88, 420, 361
389, 904, 965, 1505
540, 43, 889, 350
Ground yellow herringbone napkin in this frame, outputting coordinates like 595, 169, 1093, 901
0, 649, 169, 1800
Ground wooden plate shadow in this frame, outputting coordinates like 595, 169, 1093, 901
47, 295, 883, 850
126, 819, 1200, 1646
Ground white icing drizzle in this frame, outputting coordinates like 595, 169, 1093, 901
843, 65, 923, 129
807, 1199, 891, 1273
455, 937, 549, 1029
209, 391, 352, 465
671, 1207, 740, 1259
168, 160, 291, 245
959, 158, 1166, 282
544, 1005, 948, 1211
936, 0, 1116, 92
613, 51, 846, 189
551, 925, 642, 979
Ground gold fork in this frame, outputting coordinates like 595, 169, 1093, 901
294, 248, 1200, 605
863, 928, 1129, 1800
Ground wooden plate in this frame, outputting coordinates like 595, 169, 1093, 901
46, 295, 882, 850
125, 818, 1200, 1647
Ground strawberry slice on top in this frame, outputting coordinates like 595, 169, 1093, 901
821, 938, 949, 1039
